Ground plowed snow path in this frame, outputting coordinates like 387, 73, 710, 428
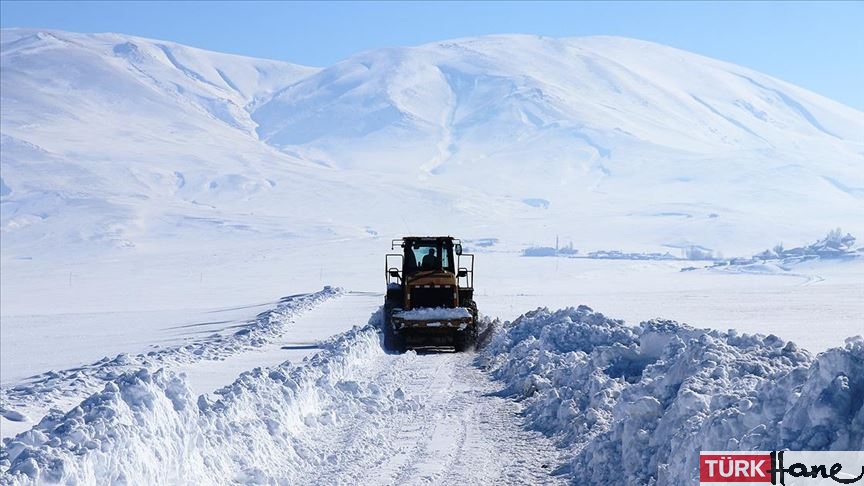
286, 350, 566, 485
178, 291, 382, 395
0, 290, 377, 440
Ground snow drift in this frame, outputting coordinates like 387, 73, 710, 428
1, 288, 340, 432
1, 322, 389, 484
480, 306, 864, 485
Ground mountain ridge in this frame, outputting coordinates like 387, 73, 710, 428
1, 28, 863, 260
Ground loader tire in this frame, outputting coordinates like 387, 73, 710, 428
455, 299, 478, 352
383, 301, 405, 354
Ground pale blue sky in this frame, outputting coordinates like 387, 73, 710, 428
2, 1, 862, 110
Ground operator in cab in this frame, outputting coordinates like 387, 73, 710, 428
421, 248, 436, 269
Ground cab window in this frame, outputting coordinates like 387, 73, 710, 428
407, 241, 454, 272
414, 244, 437, 270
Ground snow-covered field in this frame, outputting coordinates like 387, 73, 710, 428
2, 28, 864, 484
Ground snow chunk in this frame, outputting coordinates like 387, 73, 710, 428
0, 410, 28, 423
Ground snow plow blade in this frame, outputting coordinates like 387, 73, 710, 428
385, 308, 477, 352
391, 308, 473, 330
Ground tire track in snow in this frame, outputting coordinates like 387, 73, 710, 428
291, 350, 566, 485
385, 355, 458, 484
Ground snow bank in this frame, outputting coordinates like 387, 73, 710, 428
1, 288, 340, 436
1, 320, 393, 484
480, 306, 864, 485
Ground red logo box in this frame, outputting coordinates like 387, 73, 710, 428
701, 454, 773, 483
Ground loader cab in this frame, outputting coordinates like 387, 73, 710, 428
386, 236, 473, 290
404, 238, 454, 275
382, 235, 478, 352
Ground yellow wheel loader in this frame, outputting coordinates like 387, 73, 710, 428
383, 236, 478, 352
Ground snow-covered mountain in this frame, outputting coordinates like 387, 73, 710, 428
2, 28, 863, 261
0, 29, 507, 264
257, 34, 863, 170
252, 34, 864, 253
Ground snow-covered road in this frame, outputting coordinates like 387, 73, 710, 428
296, 350, 565, 485
1, 303, 567, 485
